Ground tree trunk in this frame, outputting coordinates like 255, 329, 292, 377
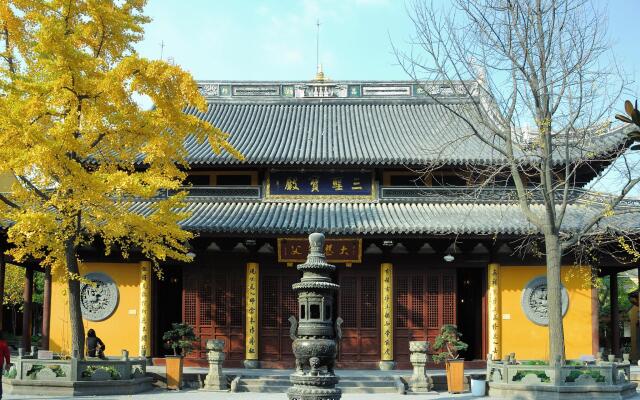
65, 239, 85, 358
545, 233, 565, 366
11, 306, 16, 335
22, 266, 33, 352
0, 254, 5, 332
42, 266, 51, 350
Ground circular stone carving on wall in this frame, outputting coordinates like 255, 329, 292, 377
521, 276, 569, 326
80, 272, 119, 322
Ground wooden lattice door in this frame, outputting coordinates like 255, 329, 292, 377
337, 269, 380, 367
182, 265, 244, 366
393, 269, 456, 367
259, 267, 298, 367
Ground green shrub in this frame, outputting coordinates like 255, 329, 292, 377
81, 365, 121, 380
24, 364, 65, 378
513, 370, 550, 383
431, 324, 468, 364
520, 360, 547, 366
162, 322, 198, 357
565, 369, 605, 383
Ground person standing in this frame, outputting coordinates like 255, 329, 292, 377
0, 332, 11, 399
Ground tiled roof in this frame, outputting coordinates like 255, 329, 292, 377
129, 200, 629, 236
182, 98, 628, 167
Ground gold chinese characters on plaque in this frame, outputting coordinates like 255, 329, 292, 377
245, 263, 259, 360
277, 238, 362, 264
380, 263, 393, 360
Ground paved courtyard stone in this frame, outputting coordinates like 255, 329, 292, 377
3, 389, 640, 400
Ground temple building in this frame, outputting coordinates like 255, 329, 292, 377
39, 77, 636, 369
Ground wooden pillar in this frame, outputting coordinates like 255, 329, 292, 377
611, 272, 620, 357
380, 263, 394, 370
139, 261, 152, 358
244, 262, 259, 368
22, 266, 33, 352
0, 254, 6, 332
487, 263, 501, 360
637, 267, 640, 361
591, 281, 600, 356
41, 266, 52, 350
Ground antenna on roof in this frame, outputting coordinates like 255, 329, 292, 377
159, 40, 165, 61
315, 19, 326, 81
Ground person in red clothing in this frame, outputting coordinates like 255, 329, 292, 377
0, 331, 11, 399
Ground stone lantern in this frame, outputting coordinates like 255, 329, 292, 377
287, 232, 343, 400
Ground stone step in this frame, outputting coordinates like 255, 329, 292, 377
238, 379, 290, 387
241, 376, 396, 382
234, 375, 402, 394
236, 384, 292, 393
236, 384, 400, 394
341, 387, 400, 394
339, 380, 397, 387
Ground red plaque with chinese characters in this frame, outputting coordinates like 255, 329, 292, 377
277, 238, 362, 264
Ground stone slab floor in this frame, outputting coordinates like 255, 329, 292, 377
0, 391, 506, 399
3, 390, 640, 400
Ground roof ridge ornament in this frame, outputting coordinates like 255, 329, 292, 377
314, 18, 327, 82
315, 63, 327, 82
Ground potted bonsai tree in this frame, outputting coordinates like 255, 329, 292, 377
432, 324, 468, 393
162, 322, 198, 390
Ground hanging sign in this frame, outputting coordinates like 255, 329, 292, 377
278, 237, 362, 264
267, 170, 373, 198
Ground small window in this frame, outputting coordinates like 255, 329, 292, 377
310, 304, 320, 319
216, 174, 252, 186
184, 175, 210, 186
325, 305, 331, 320
300, 305, 306, 320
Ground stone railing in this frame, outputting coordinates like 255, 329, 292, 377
11, 349, 146, 382
487, 355, 637, 399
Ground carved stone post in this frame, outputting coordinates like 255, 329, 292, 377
409, 341, 433, 393
203, 339, 228, 391
288, 233, 342, 400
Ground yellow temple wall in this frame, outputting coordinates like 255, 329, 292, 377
499, 265, 594, 360
50, 262, 143, 357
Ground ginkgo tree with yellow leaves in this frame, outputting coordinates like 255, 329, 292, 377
0, 0, 240, 356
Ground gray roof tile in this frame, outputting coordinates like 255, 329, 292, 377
126, 200, 632, 236
183, 100, 628, 166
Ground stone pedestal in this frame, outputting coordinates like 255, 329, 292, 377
202, 339, 228, 391
243, 359, 260, 369
378, 361, 395, 370
409, 341, 433, 393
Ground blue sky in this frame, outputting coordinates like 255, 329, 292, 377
135, 0, 640, 195
136, 0, 639, 94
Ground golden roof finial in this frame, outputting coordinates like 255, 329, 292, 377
315, 63, 327, 82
